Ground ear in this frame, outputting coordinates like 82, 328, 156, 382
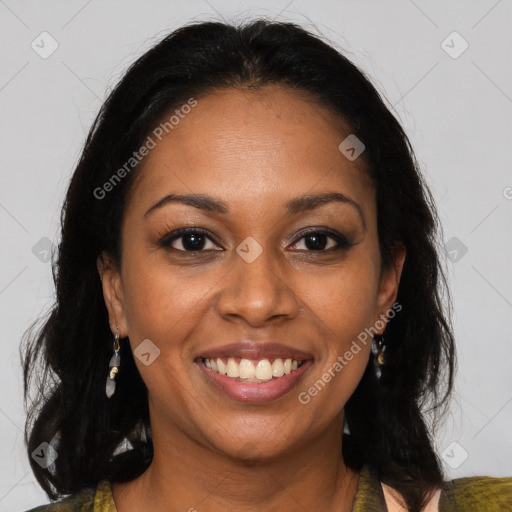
96, 252, 128, 338
375, 243, 406, 333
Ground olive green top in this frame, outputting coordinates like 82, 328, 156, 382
25, 465, 512, 511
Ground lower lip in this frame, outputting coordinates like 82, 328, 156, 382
196, 359, 313, 404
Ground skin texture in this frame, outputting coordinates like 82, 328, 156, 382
97, 85, 406, 512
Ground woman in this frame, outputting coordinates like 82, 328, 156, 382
21, 19, 511, 512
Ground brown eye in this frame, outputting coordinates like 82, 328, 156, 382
159, 228, 221, 252
289, 228, 354, 252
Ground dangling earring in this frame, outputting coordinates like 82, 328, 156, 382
343, 415, 351, 435
371, 334, 386, 381
105, 325, 120, 398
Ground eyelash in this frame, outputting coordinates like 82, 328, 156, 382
158, 227, 354, 253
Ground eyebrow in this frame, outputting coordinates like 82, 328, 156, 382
144, 192, 366, 229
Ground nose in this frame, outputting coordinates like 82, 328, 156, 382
216, 243, 299, 327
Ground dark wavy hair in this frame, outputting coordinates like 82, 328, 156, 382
20, 18, 455, 512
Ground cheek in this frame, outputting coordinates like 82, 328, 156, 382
292, 254, 377, 406
120, 248, 221, 339
299, 253, 380, 337
119, 256, 212, 407
119, 251, 234, 402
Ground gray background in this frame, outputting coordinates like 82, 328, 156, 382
1, 1, 511, 510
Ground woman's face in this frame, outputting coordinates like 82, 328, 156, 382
98, 85, 404, 460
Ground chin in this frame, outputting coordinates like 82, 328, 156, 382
208, 432, 299, 465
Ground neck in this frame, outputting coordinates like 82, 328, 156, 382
113, 411, 359, 512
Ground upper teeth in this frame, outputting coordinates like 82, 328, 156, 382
204, 357, 302, 381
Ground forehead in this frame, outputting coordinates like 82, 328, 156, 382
126, 85, 374, 216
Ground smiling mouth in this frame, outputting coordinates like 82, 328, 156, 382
198, 357, 306, 383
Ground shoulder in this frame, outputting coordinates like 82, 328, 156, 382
440, 473, 512, 511
22, 488, 95, 512
22, 480, 114, 512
